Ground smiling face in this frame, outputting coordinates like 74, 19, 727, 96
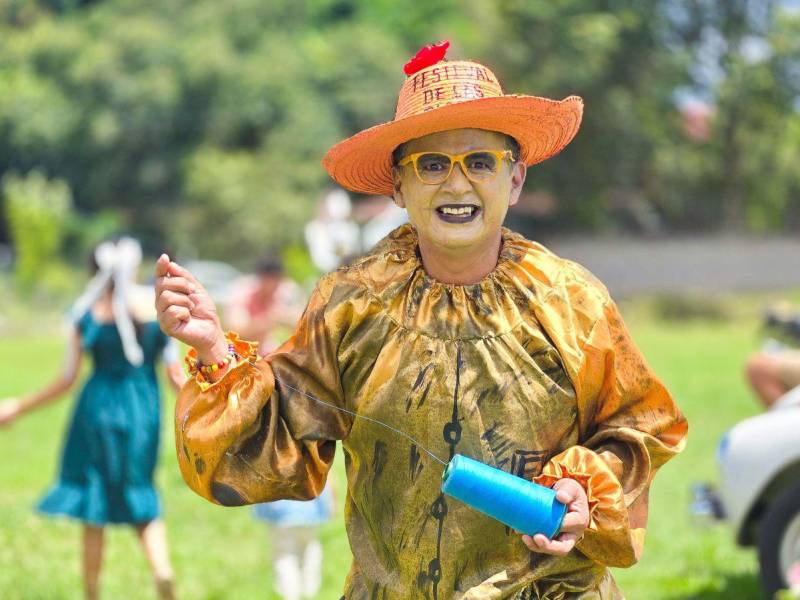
392, 129, 526, 254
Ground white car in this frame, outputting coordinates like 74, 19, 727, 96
713, 386, 800, 595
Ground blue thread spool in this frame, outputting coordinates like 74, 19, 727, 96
441, 454, 566, 539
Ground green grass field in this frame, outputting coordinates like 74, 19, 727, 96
1, 292, 797, 599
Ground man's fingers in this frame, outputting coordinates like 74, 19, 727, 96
160, 308, 189, 335
160, 316, 181, 336
156, 290, 195, 314
164, 305, 190, 322
156, 277, 195, 296
521, 530, 580, 556
155, 254, 170, 278
529, 532, 578, 556
555, 487, 580, 505
520, 534, 536, 551
545, 532, 578, 554
559, 511, 589, 533
167, 261, 202, 288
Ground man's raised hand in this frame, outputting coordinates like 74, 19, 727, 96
154, 255, 228, 364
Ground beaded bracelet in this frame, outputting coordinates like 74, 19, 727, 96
185, 344, 236, 379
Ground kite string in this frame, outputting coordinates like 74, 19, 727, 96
276, 378, 449, 467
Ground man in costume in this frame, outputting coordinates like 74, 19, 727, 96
155, 42, 687, 599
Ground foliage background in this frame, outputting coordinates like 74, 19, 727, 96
2, 0, 800, 268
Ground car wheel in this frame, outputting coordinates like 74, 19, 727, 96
758, 480, 800, 596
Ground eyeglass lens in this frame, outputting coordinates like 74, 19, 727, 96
416, 152, 499, 183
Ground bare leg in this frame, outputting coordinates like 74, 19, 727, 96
82, 525, 104, 600
745, 353, 788, 408
135, 520, 175, 600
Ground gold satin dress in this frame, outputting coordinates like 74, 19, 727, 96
175, 224, 687, 599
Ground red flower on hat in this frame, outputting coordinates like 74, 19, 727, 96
403, 41, 450, 76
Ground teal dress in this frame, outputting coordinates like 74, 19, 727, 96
38, 312, 171, 525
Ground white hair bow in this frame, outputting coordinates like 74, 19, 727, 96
70, 237, 144, 366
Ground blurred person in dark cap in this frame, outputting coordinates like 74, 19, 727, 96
223, 255, 304, 355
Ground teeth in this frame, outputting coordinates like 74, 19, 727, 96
440, 206, 475, 215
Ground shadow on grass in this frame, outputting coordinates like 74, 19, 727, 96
665, 573, 764, 600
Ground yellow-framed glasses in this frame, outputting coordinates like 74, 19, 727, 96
397, 149, 514, 185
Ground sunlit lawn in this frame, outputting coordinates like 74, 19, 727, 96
2, 291, 798, 599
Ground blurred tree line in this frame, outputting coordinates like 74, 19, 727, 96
1, 0, 799, 272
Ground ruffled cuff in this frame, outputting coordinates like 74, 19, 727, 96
534, 459, 600, 518
185, 332, 260, 392
533, 445, 640, 567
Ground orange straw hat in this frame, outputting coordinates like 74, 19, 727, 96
322, 41, 584, 196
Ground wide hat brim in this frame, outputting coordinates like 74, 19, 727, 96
322, 94, 583, 196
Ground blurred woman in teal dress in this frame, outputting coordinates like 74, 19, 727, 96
0, 237, 185, 600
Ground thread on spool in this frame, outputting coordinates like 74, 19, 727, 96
442, 454, 566, 539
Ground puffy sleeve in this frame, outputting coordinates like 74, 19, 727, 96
174, 276, 352, 507
534, 297, 688, 567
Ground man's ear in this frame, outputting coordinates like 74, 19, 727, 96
507, 162, 527, 208
392, 167, 406, 208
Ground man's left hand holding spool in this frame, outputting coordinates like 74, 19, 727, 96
522, 479, 590, 556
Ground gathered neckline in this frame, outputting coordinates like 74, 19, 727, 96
379, 223, 532, 289
351, 224, 547, 340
